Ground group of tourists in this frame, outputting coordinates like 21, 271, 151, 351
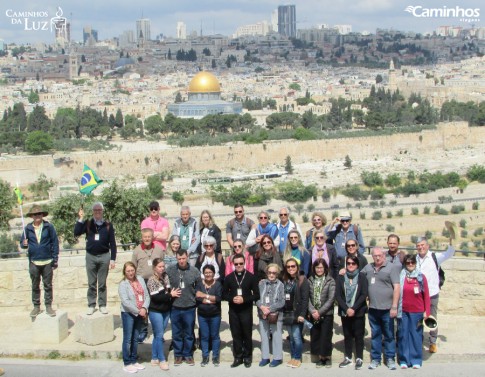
20, 201, 455, 373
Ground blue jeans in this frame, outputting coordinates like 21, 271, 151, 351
121, 312, 144, 366
368, 308, 396, 362
287, 323, 303, 360
171, 307, 196, 358
398, 312, 424, 367
149, 310, 170, 362
198, 314, 221, 358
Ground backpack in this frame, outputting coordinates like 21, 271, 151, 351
431, 252, 445, 289
229, 217, 256, 253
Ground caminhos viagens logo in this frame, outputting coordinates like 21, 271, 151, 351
404, 5, 480, 23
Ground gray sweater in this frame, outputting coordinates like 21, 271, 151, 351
166, 263, 201, 309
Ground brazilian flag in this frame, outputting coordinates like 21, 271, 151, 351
14, 187, 23, 205
79, 164, 103, 195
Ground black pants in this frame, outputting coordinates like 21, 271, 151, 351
310, 314, 334, 357
341, 315, 365, 360
228, 307, 253, 360
29, 262, 53, 306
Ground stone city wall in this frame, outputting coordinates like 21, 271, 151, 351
0, 252, 484, 315
0, 122, 483, 185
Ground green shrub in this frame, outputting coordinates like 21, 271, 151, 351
372, 211, 382, 220
411, 207, 419, 215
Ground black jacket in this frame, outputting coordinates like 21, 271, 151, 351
197, 225, 222, 255
223, 270, 260, 312
335, 272, 368, 317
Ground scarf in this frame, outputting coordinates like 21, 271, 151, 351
343, 269, 359, 312
312, 243, 329, 266
312, 275, 325, 309
291, 246, 302, 265
398, 267, 423, 318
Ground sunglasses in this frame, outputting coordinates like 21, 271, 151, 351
315, 236, 325, 240
234, 210, 243, 214
259, 216, 268, 220
204, 244, 214, 248
262, 241, 272, 245
150, 207, 159, 211
341, 219, 350, 223
234, 245, 243, 249
313, 218, 322, 222
279, 213, 288, 217
32, 213, 44, 216
289, 236, 299, 240
347, 262, 357, 266
234, 262, 244, 266
406, 261, 416, 265
286, 265, 297, 269
347, 244, 357, 247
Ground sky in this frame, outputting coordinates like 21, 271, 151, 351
1, 0, 483, 44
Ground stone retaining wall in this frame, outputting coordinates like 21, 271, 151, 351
0, 252, 484, 315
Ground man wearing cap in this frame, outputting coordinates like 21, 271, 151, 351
172, 206, 200, 266
325, 211, 365, 259
75, 202, 117, 315
415, 236, 455, 353
140, 201, 170, 250
20, 204, 59, 318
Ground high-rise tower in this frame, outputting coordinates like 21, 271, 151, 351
277, 5, 296, 38
136, 18, 151, 43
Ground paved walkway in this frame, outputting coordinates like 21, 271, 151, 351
0, 304, 483, 364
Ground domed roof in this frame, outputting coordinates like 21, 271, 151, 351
188, 71, 221, 93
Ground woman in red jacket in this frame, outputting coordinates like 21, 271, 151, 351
397, 254, 431, 369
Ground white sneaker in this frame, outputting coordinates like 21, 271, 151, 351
123, 365, 138, 374
132, 363, 145, 370
86, 307, 95, 315
99, 306, 108, 314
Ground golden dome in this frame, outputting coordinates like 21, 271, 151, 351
188, 71, 221, 93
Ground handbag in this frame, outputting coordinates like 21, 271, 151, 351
282, 310, 296, 326
267, 312, 279, 324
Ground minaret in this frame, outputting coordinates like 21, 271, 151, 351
388, 59, 397, 91
69, 53, 78, 80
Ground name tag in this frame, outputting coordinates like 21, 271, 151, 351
237, 288, 242, 296
265, 296, 270, 304
414, 286, 420, 294
371, 277, 376, 285
147, 259, 152, 266
94, 234, 100, 241
285, 293, 291, 300
281, 236, 285, 242
138, 294, 143, 301
236, 233, 241, 239
180, 281, 185, 289
182, 235, 188, 241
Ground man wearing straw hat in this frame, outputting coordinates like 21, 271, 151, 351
20, 204, 59, 318
415, 235, 455, 354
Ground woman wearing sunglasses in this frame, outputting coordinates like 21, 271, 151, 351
397, 254, 430, 369
283, 230, 311, 277
282, 257, 309, 368
335, 255, 368, 370
254, 235, 283, 281
305, 212, 327, 251
225, 239, 254, 276
308, 258, 336, 368
256, 263, 285, 367
311, 230, 339, 279
338, 239, 368, 276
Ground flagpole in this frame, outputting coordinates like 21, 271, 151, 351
16, 183, 26, 240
